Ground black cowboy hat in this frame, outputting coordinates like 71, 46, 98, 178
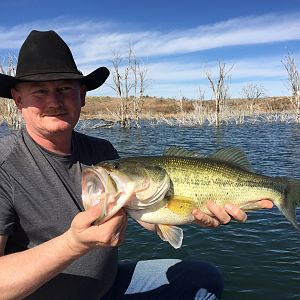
0, 30, 109, 99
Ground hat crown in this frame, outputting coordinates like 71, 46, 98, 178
0, 29, 109, 99
16, 30, 81, 78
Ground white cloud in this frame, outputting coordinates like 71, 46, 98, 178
2, 12, 300, 58
1, 13, 300, 98
72, 12, 300, 62
138, 55, 287, 82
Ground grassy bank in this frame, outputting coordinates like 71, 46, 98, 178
78, 95, 293, 120
0, 95, 294, 123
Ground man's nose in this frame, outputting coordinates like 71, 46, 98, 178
47, 89, 64, 106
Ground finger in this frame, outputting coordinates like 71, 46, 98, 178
100, 210, 128, 246
256, 199, 274, 209
224, 204, 247, 223
99, 209, 127, 229
192, 209, 220, 228
115, 213, 128, 245
74, 204, 103, 230
207, 201, 231, 224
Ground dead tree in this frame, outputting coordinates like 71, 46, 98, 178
107, 51, 131, 127
108, 48, 147, 128
241, 84, 266, 100
130, 51, 147, 128
177, 90, 188, 122
206, 62, 233, 126
241, 84, 266, 112
0, 55, 22, 128
282, 53, 300, 123
193, 87, 206, 125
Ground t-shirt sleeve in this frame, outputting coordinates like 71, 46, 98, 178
0, 168, 16, 236
74, 132, 120, 165
102, 140, 119, 160
89, 138, 119, 164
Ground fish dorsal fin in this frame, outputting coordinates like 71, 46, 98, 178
164, 146, 204, 158
210, 146, 252, 171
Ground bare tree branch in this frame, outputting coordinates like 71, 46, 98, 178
108, 48, 148, 128
205, 61, 233, 126
282, 52, 300, 123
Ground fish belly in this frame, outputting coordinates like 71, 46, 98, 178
127, 197, 196, 225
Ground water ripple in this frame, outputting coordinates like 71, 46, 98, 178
2, 121, 300, 299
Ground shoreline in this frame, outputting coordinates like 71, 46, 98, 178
0, 95, 295, 123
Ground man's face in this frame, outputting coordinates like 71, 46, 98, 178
11, 80, 86, 137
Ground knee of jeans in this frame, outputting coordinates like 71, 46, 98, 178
192, 261, 223, 297
168, 260, 224, 297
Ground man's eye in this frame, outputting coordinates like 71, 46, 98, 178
60, 86, 71, 91
33, 89, 47, 95
59, 86, 74, 93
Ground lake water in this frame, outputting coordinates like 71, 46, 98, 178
1, 121, 300, 300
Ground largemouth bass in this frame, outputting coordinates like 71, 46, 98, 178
81, 146, 300, 248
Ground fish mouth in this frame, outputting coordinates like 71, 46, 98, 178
81, 167, 135, 224
81, 168, 109, 208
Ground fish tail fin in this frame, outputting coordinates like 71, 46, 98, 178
280, 179, 300, 231
155, 224, 183, 249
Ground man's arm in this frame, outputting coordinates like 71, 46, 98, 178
0, 205, 127, 300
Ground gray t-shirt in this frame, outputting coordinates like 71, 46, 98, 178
0, 128, 119, 299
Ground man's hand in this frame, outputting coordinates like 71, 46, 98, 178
64, 204, 128, 256
192, 200, 274, 228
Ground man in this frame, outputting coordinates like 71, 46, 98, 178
0, 30, 273, 299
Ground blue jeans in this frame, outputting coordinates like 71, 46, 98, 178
102, 259, 223, 299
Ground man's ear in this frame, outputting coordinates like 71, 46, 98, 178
80, 84, 87, 107
11, 88, 22, 110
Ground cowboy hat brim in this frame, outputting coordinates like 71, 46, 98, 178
0, 66, 109, 99
0, 73, 15, 99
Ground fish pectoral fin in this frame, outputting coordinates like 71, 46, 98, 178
155, 224, 183, 249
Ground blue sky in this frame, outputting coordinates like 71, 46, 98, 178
1, 0, 300, 99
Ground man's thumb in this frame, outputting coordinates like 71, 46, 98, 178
74, 203, 103, 229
